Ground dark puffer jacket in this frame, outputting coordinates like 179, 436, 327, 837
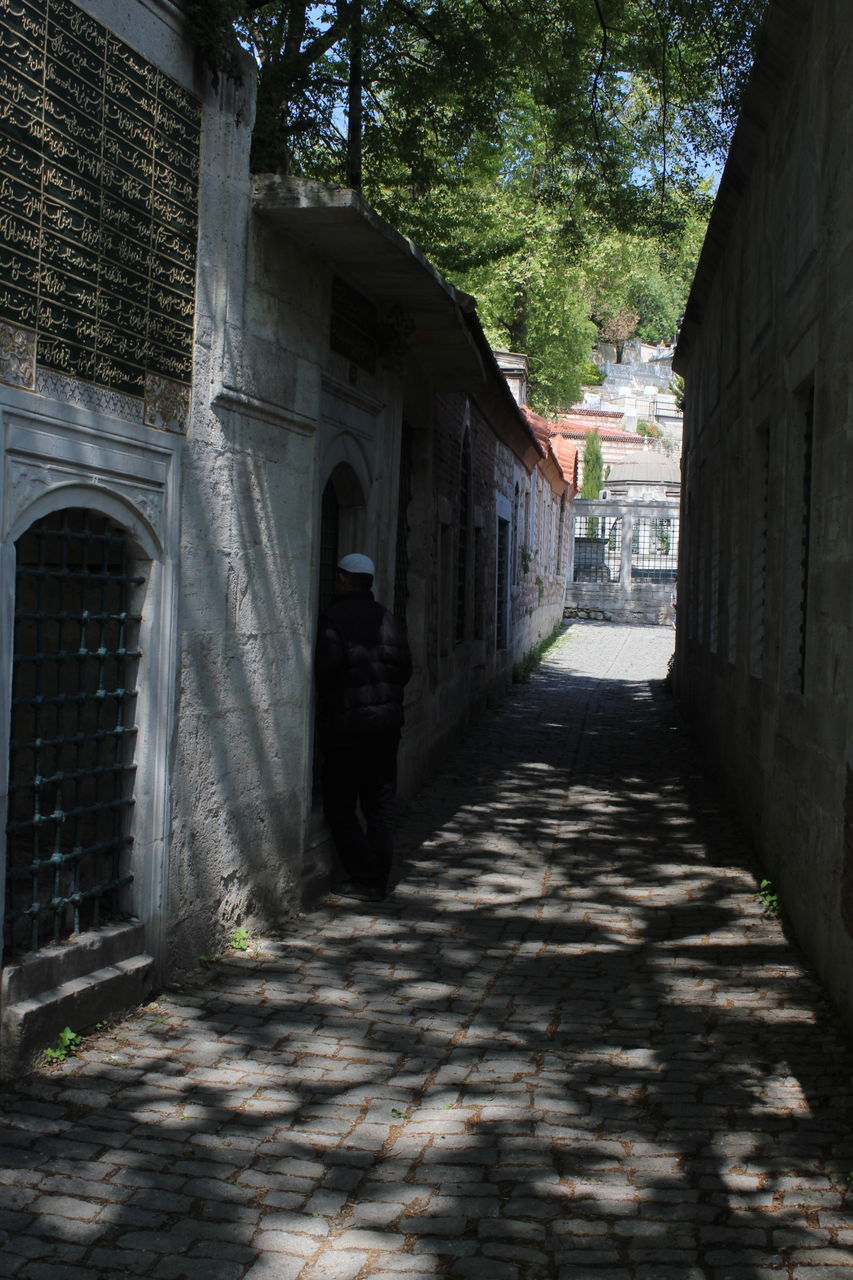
315, 591, 413, 741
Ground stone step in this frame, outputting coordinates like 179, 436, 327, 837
1, 935, 154, 1075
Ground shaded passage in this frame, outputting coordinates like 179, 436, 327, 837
2, 622, 852, 1280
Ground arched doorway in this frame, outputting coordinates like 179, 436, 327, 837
318, 462, 367, 610
4, 508, 148, 957
314, 464, 368, 804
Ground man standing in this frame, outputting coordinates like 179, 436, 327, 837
315, 553, 412, 901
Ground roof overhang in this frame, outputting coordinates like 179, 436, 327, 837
252, 176, 540, 468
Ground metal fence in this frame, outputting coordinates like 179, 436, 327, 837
566, 500, 680, 624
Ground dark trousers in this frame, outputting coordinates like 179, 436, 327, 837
320, 732, 400, 887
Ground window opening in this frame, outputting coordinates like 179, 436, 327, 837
749, 424, 769, 678
5, 509, 144, 957
330, 276, 378, 374
455, 431, 471, 643
496, 517, 510, 649
393, 425, 413, 623
709, 503, 720, 653
793, 386, 815, 691
573, 513, 622, 582
631, 518, 679, 582
556, 494, 566, 571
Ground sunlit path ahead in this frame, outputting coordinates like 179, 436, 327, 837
3, 622, 852, 1280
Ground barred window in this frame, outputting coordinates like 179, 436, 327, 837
5, 509, 145, 956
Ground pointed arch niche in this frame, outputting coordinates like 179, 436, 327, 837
318, 461, 369, 611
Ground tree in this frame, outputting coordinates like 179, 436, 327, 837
581, 430, 605, 499
193, 1, 768, 203
188, 1, 769, 408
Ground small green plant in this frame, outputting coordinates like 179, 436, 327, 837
512, 622, 566, 684
198, 954, 213, 969
43, 1026, 82, 1063
229, 926, 251, 952
391, 1107, 411, 1121
520, 545, 532, 573
535, 575, 544, 603
757, 879, 780, 917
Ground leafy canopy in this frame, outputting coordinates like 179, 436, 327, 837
189, 1, 768, 409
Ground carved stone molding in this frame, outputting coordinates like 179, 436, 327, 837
144, 374, 191, 433
0, 324, 36, 390
6, 457, 166, 544
35, 369, 145, 423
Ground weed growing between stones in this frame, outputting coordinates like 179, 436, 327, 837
42, 1026, 81, 1064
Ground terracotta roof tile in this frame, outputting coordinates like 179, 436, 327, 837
550, 435, 579, 488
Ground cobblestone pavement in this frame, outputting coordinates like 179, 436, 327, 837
2, 622, 853, 1280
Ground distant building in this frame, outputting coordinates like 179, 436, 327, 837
602, 444, 681, 503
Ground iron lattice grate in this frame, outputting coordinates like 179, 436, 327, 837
4, 508, 145, 956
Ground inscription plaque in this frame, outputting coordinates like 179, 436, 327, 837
0, 0, 201, 409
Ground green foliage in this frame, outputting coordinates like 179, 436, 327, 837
201, 0, 768, 410
229, 926, 252, 952
757, 879, 780, 917
512, 623, 566, 684
580, 431, 604, 499
43, 1026, 82, 1063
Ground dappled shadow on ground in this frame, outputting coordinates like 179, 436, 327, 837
2, 625, 852, 1279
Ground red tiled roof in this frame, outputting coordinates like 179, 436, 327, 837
566, 406, 625, 418
521, 406, 553, 442
556, 422, 641, 443
520, 407, 580, 490
550, 435, 579, 488
556, 410, 632, 441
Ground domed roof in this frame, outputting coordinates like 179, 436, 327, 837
607, 446, 680, 486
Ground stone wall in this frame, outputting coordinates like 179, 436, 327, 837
0, 1, 575, 1068
673, 0, 853, 1021
0, 0, 255, 1066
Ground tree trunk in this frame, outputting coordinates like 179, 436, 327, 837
346, 2, 363, 190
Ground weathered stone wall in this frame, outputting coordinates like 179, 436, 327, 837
0, 0, 258, 1064
673, 0, 853, 1020
396, 390, 568, 793
0, 1, 576, 1062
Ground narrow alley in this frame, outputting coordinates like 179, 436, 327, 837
2, 622, 852, 1280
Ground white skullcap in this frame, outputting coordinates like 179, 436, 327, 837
338, 553, 375, 576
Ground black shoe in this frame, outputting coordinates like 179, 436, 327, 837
333, 879, 386, 902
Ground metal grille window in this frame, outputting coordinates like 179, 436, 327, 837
455, 431, 471, 643
631, 518, 679, 582
330, 276, 378, 374
749, 425, 769, 678
4, 509, 144, 956
573, 514, 622, 582
496, 517, 509, 649
393, 424, 413, 623
794, 386, 815, 692
709, 506, 720, 653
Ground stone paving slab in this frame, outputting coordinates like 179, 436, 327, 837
2, 622, 853, 1278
